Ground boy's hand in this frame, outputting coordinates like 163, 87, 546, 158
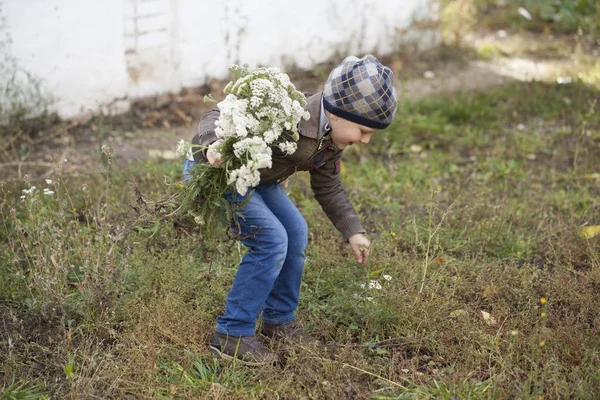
207, 151, 223, 168
207, 140, 224, 168
348, 233, 370, 266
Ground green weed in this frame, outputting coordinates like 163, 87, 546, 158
0, 380, 49, 400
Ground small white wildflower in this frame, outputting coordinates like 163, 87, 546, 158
278, 141, 297, 155
43, 189, 55, 196
82, 185, 87, 192
263, 130, 278, 144
228, 165, 261, 196
383, 275, 392, 281
20, 195, 26, 200
176, 139, 191, 157
369, 280, 382, 290
45, 179, 53, 185
360, 283, 366, 289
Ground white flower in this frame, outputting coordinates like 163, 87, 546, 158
263, 130, 278, 144
278, 141, 297, 155
22, 187, 36, 195
45, 179, 53, 185
176, 139, 191, 157
361, 280, 383, 290
383, 275, 392, 281
368, 280, 382, 290
20, 195, 26, 200
228, 165, 261, 196
43, 188, 54, 196
232, 137, 270, 160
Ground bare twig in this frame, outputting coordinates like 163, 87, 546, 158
342, 363, 411, 389
0, 161, 57, 168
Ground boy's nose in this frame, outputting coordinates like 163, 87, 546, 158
360, 134, 373, 144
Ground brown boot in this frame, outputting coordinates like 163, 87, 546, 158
208, 332, 279, 366
261, 321, 316, 343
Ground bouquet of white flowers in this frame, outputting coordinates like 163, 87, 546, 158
175, 64, 310, 228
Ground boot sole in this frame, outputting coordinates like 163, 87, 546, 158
208, 345, 276, 367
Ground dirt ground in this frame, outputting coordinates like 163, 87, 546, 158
1, 29, 594, 182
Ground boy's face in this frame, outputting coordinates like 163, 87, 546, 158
326, 112, 379, 150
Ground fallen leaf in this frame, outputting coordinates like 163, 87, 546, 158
481, 310, 497, 326
410, 144, 422, 153
518, 7, 532, 20
580, 226, 600, 239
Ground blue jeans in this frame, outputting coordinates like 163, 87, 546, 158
183, 160, 308, 336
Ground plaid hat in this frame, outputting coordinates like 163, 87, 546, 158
323, 55, 397, 130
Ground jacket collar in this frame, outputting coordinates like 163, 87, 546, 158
297, 92, 322, 140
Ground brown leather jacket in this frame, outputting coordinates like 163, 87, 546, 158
191, 92, 365, 240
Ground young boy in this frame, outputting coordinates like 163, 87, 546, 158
186, 54, 397, 365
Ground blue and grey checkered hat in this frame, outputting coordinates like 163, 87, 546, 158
323, 55, 397, 130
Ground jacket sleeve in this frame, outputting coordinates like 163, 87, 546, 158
191, 109, 220, 163
309, 151, 365, 241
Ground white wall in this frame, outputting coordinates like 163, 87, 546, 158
4, 0, 130, 118
2, 0, 437, 119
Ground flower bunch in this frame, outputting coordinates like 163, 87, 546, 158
205, 64, 309, 195
175, 64, 309, 229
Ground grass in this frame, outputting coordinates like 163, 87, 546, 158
474, 0, 600, 37
1, 77, 600, 398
